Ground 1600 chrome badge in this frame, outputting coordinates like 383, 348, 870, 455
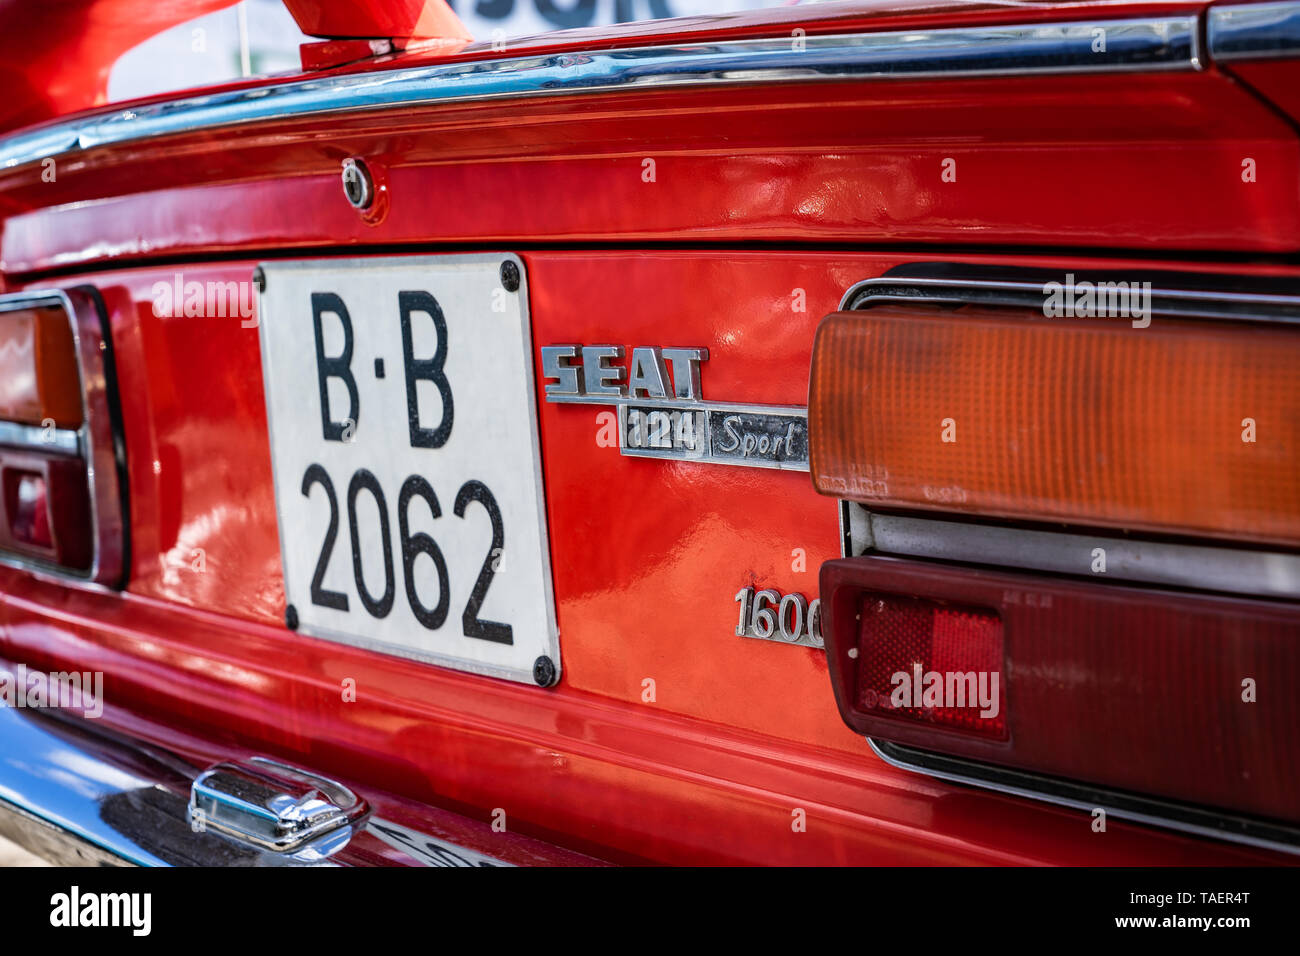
540, 345, 808, 471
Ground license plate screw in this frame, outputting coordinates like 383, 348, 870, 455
500, 260, 521, 293
532, 655, 557, 687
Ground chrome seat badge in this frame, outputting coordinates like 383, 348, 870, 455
541, 344, 808, 471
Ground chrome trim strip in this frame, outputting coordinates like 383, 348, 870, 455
839, 275, 1300, 323
868, 740, 1300, 856
841, 502, 1300, 600
0, 421, 80, 457
0, 290, 125, 587
0, 17, 1200, 172
1209, 0, 1300, 62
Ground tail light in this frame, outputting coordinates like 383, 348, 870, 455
809, 306, 1300, 546
811, 273, 1300, 852
821, 556, 1300, 836
0, 290, 124, 585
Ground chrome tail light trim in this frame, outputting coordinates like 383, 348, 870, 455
840, 502, 1300, 601
0, 289, 127, 588
0, 421, 80, 457
839, 273, 1300, 325
869, 739, 1300, 856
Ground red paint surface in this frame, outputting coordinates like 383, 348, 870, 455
4, 67, 1299, 273
1220, 58, 1300, 127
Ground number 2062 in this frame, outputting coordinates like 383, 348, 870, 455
302, 288, 513, 646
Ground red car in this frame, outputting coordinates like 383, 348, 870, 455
0, 0, 1296, 874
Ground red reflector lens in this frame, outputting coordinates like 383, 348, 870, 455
0, 455, 92, 570
821, 556, 1300, 826
9, 472, 50, 548
855, 595, 1006, 740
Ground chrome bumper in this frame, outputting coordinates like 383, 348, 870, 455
0, 687, 597, 866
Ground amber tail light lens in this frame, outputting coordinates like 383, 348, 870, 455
809, 307, 1300, 546
0, 304, 83, 428
821, 556, 1300, 830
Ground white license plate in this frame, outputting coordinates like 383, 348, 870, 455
257, 254, 559, 685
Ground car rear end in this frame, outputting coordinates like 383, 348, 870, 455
0, 0, 1297, 869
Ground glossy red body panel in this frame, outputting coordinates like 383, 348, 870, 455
2, 0, 1298, 864
5, 69, 1299, 275
3, 251, 1297, 864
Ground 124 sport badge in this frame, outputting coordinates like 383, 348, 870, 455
256, 254, 560, 686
